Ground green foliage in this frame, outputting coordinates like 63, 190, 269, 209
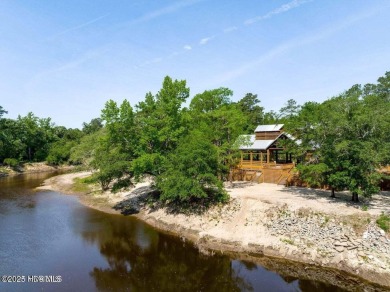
189, 89, 247, 179
82, 118, 103, 134
286, 72, 390, 201
131, 153, 166, 179
3, 158, 19, 167
135, 76, 189, 156
0, 106, 7, 118
0, 110, 83, 164
279, 99, 301, 120
156, 131, 228, 206
3, 71, 390, 210
376, 213, 390, 232
237, 93, 264, 132
90, 136, 132, 191
70, 129, 105, 165
47, 140, 76, 165
190, 87, 232, 113
296, 163, 328, 188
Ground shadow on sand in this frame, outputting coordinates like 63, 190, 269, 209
279, 186, 390, 214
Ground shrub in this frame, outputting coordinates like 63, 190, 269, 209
156, 131, 228, 210
3, 158, 19, 167
376, 212, 390, 232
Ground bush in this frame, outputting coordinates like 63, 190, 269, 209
296, 163, 328, 188
46, 141, 76, 165
156, 131, 228, 210
376, 212, 390, 232
91, 147, 131, 191
3, 158, 19, 167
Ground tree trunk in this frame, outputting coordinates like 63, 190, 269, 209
351, 192, 359, 202
330, 188, 335, 198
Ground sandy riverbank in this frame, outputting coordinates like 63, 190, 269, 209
37, 172, 390, 289
0, 162, 74, 176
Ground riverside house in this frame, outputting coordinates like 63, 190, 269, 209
233, 124, 298, 184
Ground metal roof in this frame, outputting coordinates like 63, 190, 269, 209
238, 132, 300, 150
283, 133, 302, 145
238, 135, 275, 150
254, 124, 284, 132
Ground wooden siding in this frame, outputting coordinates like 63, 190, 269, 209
255, 130, 283, 140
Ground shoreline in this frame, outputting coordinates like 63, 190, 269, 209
0, 162, 75, 177
37, 172, 390, 289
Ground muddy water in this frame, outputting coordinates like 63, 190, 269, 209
0, 173, 369, 291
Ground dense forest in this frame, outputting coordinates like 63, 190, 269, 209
1, 72, 389, 205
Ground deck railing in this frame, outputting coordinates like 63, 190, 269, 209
238, 161, 294, 170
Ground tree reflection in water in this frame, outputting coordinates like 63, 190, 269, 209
74, 210, 344, 292
82, 217, 246, 291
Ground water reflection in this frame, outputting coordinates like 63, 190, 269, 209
74, 212, 243, 291
74, 209, 346, 292
0, 174, 372, 291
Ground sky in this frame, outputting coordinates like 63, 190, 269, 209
1, 0, 390, 128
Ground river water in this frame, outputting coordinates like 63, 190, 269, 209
0, 173, 377, 291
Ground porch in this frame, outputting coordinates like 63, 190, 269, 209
239, 149, 293, 170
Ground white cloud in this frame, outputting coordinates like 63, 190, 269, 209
199, 36, 214, 45
223, 26, 238, 33
50, 14, 109, 38
244, 0, 312, 25
128, 0, 205, 25
213, 7, 381, 85
184, 45, 192, 50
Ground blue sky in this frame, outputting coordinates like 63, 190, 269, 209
1, 0, 389, 128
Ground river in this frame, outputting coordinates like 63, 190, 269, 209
0, 172, 375, 291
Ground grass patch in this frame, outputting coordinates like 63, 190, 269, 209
280, 238, 294, 245
342, 213, 371, 234
72, 176, 96, 193
297, 207, 311, 218
361, 205, 368, 211
376, 212, 390, 232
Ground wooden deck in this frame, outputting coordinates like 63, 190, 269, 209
231, 162, 295, 185
380, 165, 390, 173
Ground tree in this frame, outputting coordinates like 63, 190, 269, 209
189, 88, 246, 179
237, 93, 264, 132
46, 140, 77, 165
90, 139, 131, 191
289, 73, 390, 202
101, 99, 137, 155
132, 76, 190, 176
70, 129, 106, 165
190, 87, 232, 113
279, 99, 301, 120
156, 131, 227, 205
0, 106, 7, 118
82, 118, 103, 134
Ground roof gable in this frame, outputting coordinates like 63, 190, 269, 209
238, 132, 300, 150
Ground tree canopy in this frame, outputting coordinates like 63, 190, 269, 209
286, 72, 390, 201
2, 71, 389, 207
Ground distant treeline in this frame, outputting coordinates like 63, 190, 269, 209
1, 72, 389, 205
